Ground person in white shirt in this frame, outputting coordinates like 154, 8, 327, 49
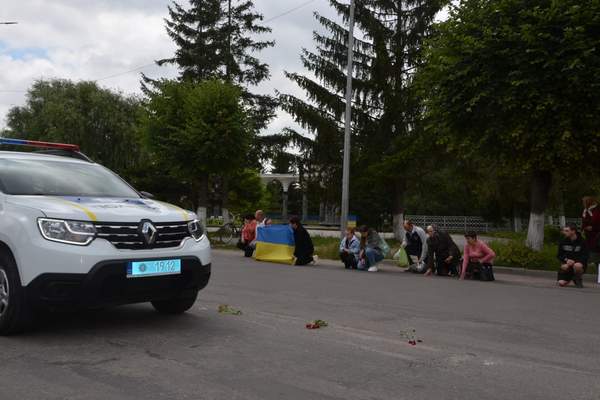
249, 209, 272, 250
401, 220, 428, 268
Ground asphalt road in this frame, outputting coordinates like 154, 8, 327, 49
1, 249, 599, 400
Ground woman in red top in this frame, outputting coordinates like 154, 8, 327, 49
238, 214, 257, 257
582, 196, 600, 267
461, 231, 496, 280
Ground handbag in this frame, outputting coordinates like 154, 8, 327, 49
480, 263, 495, 281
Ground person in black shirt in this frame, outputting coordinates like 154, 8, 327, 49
289, 216, 317, 266
557, 223, 588, 288
424, 225, 461, 277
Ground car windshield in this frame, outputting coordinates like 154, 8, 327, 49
0, 158, 141, 197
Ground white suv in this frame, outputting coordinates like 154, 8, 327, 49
0, 139, 211, 334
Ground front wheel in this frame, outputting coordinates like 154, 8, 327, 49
151, 291, 198, 314
0, 251, 33, 335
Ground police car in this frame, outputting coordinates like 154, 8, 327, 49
0, 138, 211, 334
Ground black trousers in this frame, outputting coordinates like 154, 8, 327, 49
340, 252, 357, 269
237, 240, 254, 257
465, 262, 495, 281
295, 255, 314, 265
434, 256, 459, 276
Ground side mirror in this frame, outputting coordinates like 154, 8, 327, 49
140, 191, 155, 199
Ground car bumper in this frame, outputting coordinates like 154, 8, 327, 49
14, 234, 211, 286
25, 257, 211, 311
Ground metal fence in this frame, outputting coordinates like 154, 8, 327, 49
405, 215, 495, 232
405, 215, 582, 233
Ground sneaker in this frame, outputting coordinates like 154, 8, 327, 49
311, 255, 319, 265
574, 276, 584, 288
368, 266, 378, 272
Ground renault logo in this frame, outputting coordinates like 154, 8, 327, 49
138, 220, 158, 245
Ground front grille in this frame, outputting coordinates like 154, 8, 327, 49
94, 221, 191, 250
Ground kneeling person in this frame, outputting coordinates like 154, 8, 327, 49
289, 216, 317, 266
358, 226, 386, 272
238, 214, 257, 257
402, 220, 428, 273
557, 223, 588, 288
461, 232, 496, 281
340, 227, 360, 269
425, 225, 460, 276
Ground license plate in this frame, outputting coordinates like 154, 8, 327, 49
127, 259, 182, 278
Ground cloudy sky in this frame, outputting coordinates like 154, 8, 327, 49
0, 1, 447, 135
0, 0, 343, 135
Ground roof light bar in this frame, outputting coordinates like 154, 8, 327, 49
0, 138, 80, 151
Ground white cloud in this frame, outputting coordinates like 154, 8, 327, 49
0, 0, 338, 135
1, 1, 446, 137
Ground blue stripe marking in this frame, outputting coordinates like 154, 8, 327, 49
0, 138, 28, 146
257, 225, 295, 246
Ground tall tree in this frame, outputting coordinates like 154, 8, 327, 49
280, 0, 445, 236
148, 0, 277, 131
140, 79, 251, 221
5, 79, 142, 175
419, 0, 600, 250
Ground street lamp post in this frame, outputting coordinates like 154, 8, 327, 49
340, 0, 355, 236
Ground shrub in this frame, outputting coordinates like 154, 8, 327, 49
544, 225, 561, 245
489, 240, 559, 270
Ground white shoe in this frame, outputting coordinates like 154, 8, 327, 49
311, 255, 319, 265
368, 266, 378, 272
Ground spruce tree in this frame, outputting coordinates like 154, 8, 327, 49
280, 0, 445, 235
148, 0, 277, 131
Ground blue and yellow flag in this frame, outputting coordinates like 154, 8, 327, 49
254, 225, 295, 265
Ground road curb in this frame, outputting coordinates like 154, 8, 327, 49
380, 259, 598, 283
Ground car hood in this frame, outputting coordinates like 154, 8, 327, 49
7, 195, 196, 223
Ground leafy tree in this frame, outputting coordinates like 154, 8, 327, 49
226, 168, 270, 215
5, 79, 142, 175
419, 0, 600, 249
140, 79, 251, 221
149, 0, 276, 131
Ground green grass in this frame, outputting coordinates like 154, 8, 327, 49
312, 236, 403, 262
485, 231, 527, 241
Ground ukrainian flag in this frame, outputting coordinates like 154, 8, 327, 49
254, 225, 295, 265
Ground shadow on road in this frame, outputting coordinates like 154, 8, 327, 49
20, 304, 211, 338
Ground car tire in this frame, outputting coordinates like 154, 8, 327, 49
151, 291, 198, 314
0, 251, 33, 335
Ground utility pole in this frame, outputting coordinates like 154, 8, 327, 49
340, 0, 355, 236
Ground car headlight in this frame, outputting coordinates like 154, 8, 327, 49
187, 219, 205, 241
38, 218, 96, 246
